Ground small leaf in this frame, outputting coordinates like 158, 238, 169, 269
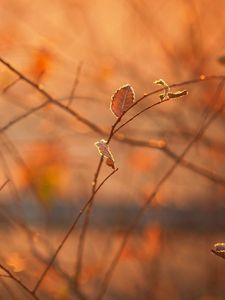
153, 79, 168, 87
154, 79, 188, 101
95, 139, 115, 169
154, 79, 169, 101
110, 84, 135, 118
168, 90, 188, 99
212, 243, 225, 259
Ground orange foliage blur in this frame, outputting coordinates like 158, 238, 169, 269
17, 141, 70, 206
28, 48, 54, 82
128, 149, 159, 172
121, 224, 162, 262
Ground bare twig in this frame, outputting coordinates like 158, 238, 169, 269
0, 278, 20, 300
2, 77, 21, 94
0, 57, 224, 137
67, 61, 83, 107
0, 264, 40, 300
0, 100, 50, 134
0, 57, 225, 298
95, 79, 225, 300
0, 179, 10, 192
0, 57, 103, 135
0, 57, 224, 189
74, 156, 103, 285
116, 136, 225, 187
32, 167, 118, 293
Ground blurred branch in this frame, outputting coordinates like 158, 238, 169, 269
0, 264, 40, 300
0, 57, 224, 136
0, 179, 10, 192
0, 92, 224, 188
74, 156, 104, 285
0, 57, 225, 188
67, 61, 83, 107
2, 77, 21, 94
0, 57, 103, 135
32, 167, 118, 294
117, 136, 225, 187
0, 278, 20, 300
0, 100, 50, 134
1, 57, 225, 297
95, 79, 225, 300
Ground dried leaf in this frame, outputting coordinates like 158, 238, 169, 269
110, 84, 135, 118
168, 90, 188, 99
212, 243, 225, 259
95, 139, 115, 169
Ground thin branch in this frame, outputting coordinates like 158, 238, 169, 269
1, 57, 225, 297
113, 97, 180, 135
0, 264, 40, 300
163, 146, 225, 187
1, 87, 224, 189
0, 57, 103, 135
67, 61, 83, 107
1, 57, 224, 137
0, 278, 20, 300
74, 156, 103, 285
0, 57, 224, 173
0, 95, 224, 188
116, 136, 225, 187
32, 167, 118, 294
0, 100, 50, 134
95, 80, 225, 300
2, 77, 21, 94
0, 179, 10, 192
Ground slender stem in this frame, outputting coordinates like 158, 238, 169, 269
67, 61, 83, 107
0, 264, 40, 300
0, 179, 10, 191
32, 168, 118, 293
95, 79, 225, 300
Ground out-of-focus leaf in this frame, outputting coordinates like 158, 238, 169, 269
120, 223, 162, 262
16, 142, 69, 207
95, 139, 115, 169
110, 84, 135, 118
218, 55, 225, 65
6, 253, 26, 273
128, 149, 158, 172
29, 47, 54, 81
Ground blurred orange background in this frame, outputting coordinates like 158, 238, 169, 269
0, 1, 224, 299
